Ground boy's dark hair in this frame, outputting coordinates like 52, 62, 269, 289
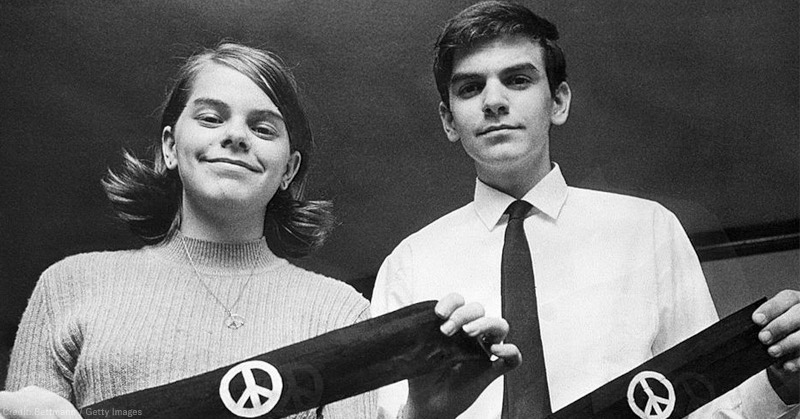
102, 43, 334, 258
434, 0, 567, 106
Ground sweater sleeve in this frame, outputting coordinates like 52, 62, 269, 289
5, 273, 74, 402
319, 302, 378, 419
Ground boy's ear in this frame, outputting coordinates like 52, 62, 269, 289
439, 102, 460, 143
550, 81, 572, 126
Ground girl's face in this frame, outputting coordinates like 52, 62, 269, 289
162, 63, 301, 217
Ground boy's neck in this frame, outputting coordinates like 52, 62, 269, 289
476, 157, 552, 200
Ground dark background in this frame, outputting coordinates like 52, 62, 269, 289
1, 0, 797, 382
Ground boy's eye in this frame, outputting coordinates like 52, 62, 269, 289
456, 82, 482, 98
508, 76, 532, 87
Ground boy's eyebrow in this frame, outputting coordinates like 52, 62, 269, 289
449, 62, 541, 86
501, 62, 541, 75
449, 71, 481, 87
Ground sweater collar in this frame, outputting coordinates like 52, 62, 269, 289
156, 233, 282, 273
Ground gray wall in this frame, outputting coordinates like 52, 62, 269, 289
1, 0, 797, 387
703, 249, 799, 318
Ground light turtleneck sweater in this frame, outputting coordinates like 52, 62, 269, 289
5, 235, 376, 418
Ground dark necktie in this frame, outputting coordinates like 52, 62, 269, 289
501, 200, 551, 418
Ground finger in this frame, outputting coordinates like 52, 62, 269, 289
440, 302, 484, 336
777, 356, 800, 373
712, 409, 747, 419
4, 386, 81, 419
462, 317, 509, 341
753, 290, 800, 326
434, 293, 466, 319
765, 327, 800, 359
490, 343, 522, 370
468, 343, 522, 390
758, 303, 800, 346
0, 390, 23, 413
463, 342, 522, 391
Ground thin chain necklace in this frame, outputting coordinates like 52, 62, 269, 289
179, 233, 256, 330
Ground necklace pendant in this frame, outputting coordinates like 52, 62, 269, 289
225, 313, 245, 329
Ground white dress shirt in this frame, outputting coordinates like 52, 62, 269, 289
372, 164, 791, 418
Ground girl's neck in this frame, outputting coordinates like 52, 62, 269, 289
179, 198, 265, 242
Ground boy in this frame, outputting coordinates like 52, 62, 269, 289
372, 1, 798, 418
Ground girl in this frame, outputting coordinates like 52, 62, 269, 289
2, 43, 519, 419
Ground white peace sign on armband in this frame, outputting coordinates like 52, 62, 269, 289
219, 360, 284, 418
626, 370, 676, 419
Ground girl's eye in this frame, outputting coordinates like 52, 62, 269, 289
253, 125, 277, 138
197, 114, 222, 124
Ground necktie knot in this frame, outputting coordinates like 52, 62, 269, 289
505, 200, 532, 221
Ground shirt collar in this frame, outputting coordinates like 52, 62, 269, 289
473, 163, 569, 231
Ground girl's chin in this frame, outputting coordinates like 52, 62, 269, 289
186, 191, 271, 212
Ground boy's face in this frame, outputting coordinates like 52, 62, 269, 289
439, 34, 570, 180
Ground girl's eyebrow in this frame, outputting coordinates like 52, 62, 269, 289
250, 108, 284, 122
191, 97, 229, 109
192, 97, 284, 122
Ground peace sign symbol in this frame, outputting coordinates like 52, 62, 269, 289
219, 360, 284, 418
626, 371, 676, 419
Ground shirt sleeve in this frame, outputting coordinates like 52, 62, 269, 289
737, 371, 796, 418
651, 208, 795, 418
652, 207, 719, 355
371, 243, 415, 419
371, 242, 415, 318
687, 371, 796, 418
5, 274, 74, 402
